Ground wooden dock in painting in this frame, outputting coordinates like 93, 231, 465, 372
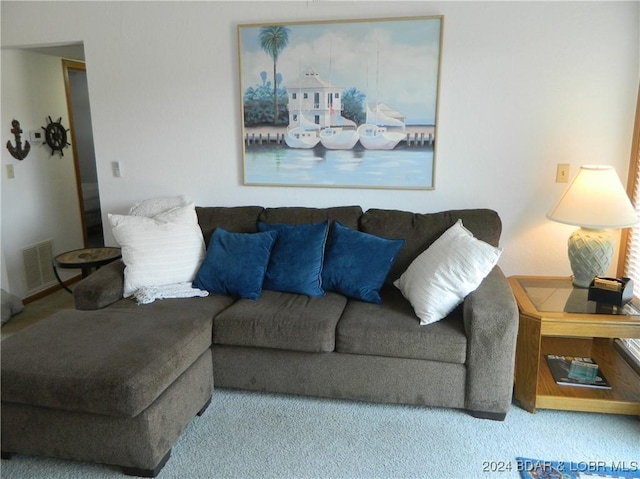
244, 126, 435, 148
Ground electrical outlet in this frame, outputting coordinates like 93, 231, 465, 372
556, 164, 570, 183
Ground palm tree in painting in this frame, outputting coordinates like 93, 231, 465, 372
259, 25, 290, 125
342, 87, 367, 125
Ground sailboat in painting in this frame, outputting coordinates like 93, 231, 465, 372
317, 42, 360, 150
285, 112, 320, 149
357, 103, 406, 150
357, 41, 406, 150
285, 67, 321, 149
319, 110, 359, 150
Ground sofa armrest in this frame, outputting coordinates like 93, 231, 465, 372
73, 260, 125, 310
462, 266, 518, 418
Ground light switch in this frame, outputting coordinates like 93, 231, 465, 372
112, 161, 122, 178
6, 164, 15, 179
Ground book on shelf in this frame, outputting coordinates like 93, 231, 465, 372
545, 355, 612, 390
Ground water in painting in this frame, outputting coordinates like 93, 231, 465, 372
245, 143, 433, 189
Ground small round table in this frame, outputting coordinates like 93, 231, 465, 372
53, 247, 122, 293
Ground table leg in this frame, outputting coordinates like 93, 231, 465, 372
514, 314, 542, 413
52, 264, 73, 294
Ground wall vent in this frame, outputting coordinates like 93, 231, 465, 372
22, 239, 56, 291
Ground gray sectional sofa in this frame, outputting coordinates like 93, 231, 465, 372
78, 205, 519, 416
1, 205, 519, 476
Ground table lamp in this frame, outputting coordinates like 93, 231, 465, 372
546, 165, 638, 288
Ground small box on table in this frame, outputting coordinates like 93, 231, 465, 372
588, 277, 633, 307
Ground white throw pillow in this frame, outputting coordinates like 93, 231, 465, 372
109, 203, 206, 297
129, 195, 191, 217
394, 219, 502, 325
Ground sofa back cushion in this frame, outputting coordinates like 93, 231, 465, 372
360, 208, 502, 284
258, 206, 363, 230
196, 206, 264, 246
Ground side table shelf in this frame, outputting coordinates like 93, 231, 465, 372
510, 276, 640, 416
536, 337, 640, 414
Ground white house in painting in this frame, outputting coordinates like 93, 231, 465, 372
286, 69, 359, 150
286, 68, 346, 129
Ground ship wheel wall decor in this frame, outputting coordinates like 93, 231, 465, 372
42, 116, 70, 157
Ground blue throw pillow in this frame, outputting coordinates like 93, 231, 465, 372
322, 221, 405, 304
257, 221, 329, 297
193, 228, 277, 300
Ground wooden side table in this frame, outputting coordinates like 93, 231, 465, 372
509, 275, 640, 416
53, 247, 121, 293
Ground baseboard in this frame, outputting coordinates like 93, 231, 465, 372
23, 275, 82, 304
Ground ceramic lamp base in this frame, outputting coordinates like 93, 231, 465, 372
567, 227, 614, 288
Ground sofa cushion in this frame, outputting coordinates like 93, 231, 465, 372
258, 221, 329, 297
196, 206, 264, 246
194, 228, 277, 299
109, 203, 206, 297
1, 289, 23, 324
394, 219, 502, 325
322, 221, 404, 304
213, 290, 348, 352
74, 260, 125, 310
336, 285, 467, 364
360, 208, 502, 284
258, 206, 363, 230
0, 296, 228, 417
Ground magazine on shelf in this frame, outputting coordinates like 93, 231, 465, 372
545, 355, 612, 390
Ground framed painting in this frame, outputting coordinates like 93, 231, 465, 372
238, 16, 443, 189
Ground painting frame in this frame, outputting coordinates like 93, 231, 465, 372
238, 15, 443, 190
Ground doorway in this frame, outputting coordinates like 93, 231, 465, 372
62, 59, 103, 247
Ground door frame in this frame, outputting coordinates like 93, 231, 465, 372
62, 59, 91, 248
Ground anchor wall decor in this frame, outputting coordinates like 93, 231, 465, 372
6, 119, 31, 160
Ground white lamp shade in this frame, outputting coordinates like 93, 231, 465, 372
547, 165, 638, 229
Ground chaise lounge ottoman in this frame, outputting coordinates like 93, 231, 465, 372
1, 297, 222, 477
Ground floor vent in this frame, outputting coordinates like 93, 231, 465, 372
22, 239, 56, 291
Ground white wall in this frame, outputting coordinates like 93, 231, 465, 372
1, 1, 638, 297
1, 49, 84, 297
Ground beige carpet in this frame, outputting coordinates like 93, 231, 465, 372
1, 288, 75, 340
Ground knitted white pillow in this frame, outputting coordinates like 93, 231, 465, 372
128, 195, 191, 217
109, 203, 205, 297
394, 219, 502, 325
